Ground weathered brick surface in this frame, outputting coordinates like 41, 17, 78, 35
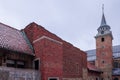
0, 70, 9, 80
24, 22, 62, 44
96, 34, 113, 79
96, 35, 113, 68
0, 67, 40, 80
62, 41, 87, 78
34, 38, 63, 80
24, 22, 87, 80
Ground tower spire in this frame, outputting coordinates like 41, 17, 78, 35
101, 4, 106, 26
96, 4, 113, 40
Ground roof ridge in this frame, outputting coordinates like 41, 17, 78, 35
0, 22, 20, 31
21, 30, 34, 53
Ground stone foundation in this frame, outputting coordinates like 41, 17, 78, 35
0, 67, 40, 80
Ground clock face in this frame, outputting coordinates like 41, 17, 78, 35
101, 31, 104, 34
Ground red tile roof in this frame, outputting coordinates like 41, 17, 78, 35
87, 62, 101, 72
0, 23, 33, 55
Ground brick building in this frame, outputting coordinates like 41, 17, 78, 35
0, 8, 120, 80
86, 10, 120, 80
24, 22, 87, 80
0, 23, 40, 80
0, 22, 88, 80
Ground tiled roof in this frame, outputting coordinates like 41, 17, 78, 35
87, 62, 101, 72
86, 45, 120, 61
0, 23, 33, 55
86, 49, 96, 56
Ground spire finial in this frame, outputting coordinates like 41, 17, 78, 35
100, 4, 107, 26
102, 4, 104, 14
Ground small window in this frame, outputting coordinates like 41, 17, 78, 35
17, 61, 25, 68
6, 60, 15, 67
101, 31, 104, 34
101, 38, 105, 42
102, 60, 105, 64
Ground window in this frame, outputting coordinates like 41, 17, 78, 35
114, 62, 120, 68
34, 59, 39, 70
6, 59, 26, 68
17, 61, 25, 68
101, 37, 105, 42
102, 60, 105, 64
6, 60, 15, 67
101, 31, 104, 34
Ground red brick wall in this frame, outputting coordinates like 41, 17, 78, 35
96, 34, 113, 79
62, 40, 87, 78
23, 23, 36, 43
33, 38, 63, 80
24, 22, 87, 80
24, 22, 62, 44
24, 23, 64, 80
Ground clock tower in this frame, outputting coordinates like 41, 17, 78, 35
95, 6, 113, 80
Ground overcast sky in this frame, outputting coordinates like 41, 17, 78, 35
0, 0, 120, 51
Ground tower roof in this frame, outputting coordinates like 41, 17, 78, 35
100, 13, 107, 26
100, 4, 107, 26
95, 5, 113, 39
98, 5, 110, 30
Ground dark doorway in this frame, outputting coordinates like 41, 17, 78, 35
49, 78, 57, 80
96, 78, 98, 80
34, 60, 39, 70
114, 78, 119, 80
